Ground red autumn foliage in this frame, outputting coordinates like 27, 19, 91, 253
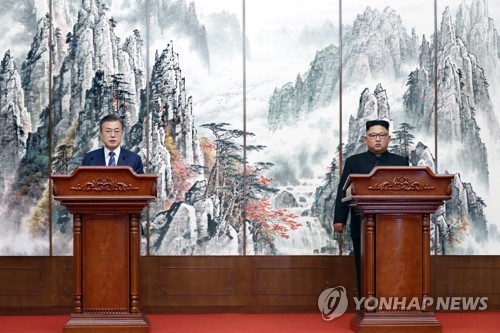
246, 197, 301, 239
259, 175, 272, 185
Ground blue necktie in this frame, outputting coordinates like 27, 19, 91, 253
108, 151, 116, 166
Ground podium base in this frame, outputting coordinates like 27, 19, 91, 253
350, 311, 442, 333
64, 313, 150, 333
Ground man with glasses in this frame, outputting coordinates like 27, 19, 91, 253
81, 114, 144, 174
333, 119, 408, 296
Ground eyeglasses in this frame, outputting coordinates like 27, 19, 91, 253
103, 129, 122, 136
366, 132, 389, 139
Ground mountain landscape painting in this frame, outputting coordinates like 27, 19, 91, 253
0, 0, 498, 256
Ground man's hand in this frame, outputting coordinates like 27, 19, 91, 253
333, 223, 345, 233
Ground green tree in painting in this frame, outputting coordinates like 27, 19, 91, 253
110, 73, 134, 126
52, 144, 73, 174
390, 122, 415, 157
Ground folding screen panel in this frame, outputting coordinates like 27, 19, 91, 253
244, 0, 339, 255
144, 0, 244, 255
435, 0, 500, 254
0, 0, 52, 255
338, 0, 435, 254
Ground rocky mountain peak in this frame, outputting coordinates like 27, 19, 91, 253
268, 5, 418, 131
440, 6, 457, 48
0, 50, 31, 204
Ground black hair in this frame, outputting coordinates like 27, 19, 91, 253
99, 114, 124, 131
365, 119, 389, 131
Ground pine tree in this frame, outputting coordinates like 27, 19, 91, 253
200, 122, 300, 245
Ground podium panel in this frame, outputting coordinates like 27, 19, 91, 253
375, 213, 422, 299
83, 215, 129, 312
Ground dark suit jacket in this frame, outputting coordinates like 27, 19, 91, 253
81, 147, 144, 174
334, 150, 409, 238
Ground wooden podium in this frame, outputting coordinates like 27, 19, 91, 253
343, 166, 454, 333
52, 167, 157, 333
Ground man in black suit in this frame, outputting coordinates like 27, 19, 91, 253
333, 119, 409, 296
81, 114, 144, 174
